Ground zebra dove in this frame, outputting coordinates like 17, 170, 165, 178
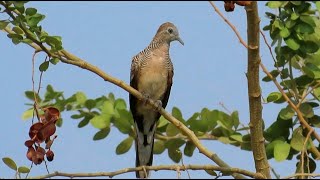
129, 22, 184, 178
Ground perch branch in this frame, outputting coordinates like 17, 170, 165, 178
29, 164, 265, 179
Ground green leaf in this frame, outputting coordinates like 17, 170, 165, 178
166, 123, 179, 137
75, 92, 87, 105
303, 63, 320, 79
165, 138, 185, 149
231, 111, 240, 130
285, 20, 296, 29
267, 1, 283, 8
285, 38, 300, 50
205, 170, 217, 176
267, 92, 282, 102
218, 136, 235, 144
265, 117, 292, 141
299, 103, 314, 118
56, 118, 63, 127
116, 137, 134, 155
101, 100, 114, 115
262, 70, 280, 82
274, 141, 291, 162
43, 35, 63, 51
153, 140, 165, 154
85, 99, 96, 110
90, 115, 111, 129
21, 108, 34, 120
316, 1, 320, 13
279, 106, 295, 120
157, 116, 169, 128
300, 15, 316, 27
290, 127, 308, 151
25, 91, 41, 101
230, 134, 243, 142
280, 27, 290, 38
294, 22, 314, 34
168, 148, 182, 163
25, 8, 37, 16
266, 138, 284, 159
26, 13, 45, 27
78, 116, 91, 128
2, 157, 17, 171
49, 58, 59, 65
39, 61, 49, 72
290, 1, 301, 6
18, 166, 30, 173
172, 107, 183, 122
301, 41, 319, 54
93, 127, 110, 141
184, 141, 196, 157
0, 20, 9, 30
12, 27, 24, 35
113, 109, 133, 134
309, 115, 320, 128
291, 13, 299, 20
114, 98, 126, 110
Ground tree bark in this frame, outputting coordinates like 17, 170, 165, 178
245, 2, 271, 178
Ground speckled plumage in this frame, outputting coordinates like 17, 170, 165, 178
129, 22, 183, 178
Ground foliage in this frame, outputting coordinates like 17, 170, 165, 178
21, 85, 247, 165
262, 1, 320, 173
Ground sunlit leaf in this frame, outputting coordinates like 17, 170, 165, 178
2, 157, 17, 171
153, 140, 165, 154
274, 141, 290, 162
18, 166, 30, 173
116, 137, 134, 155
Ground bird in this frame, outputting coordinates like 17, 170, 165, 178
129, 22, 184, 178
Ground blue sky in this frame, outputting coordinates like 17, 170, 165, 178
0, 1, 301, 179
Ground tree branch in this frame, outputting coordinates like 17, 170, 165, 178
245, 2, 271, 178
282, 173, 320, 179
29, 164, 264, 179
0, 2, 247, 179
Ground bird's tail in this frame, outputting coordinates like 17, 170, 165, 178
135, 122, 157, 178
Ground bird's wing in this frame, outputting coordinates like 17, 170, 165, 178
129, 53, 143, 119
160, 59, 174, 109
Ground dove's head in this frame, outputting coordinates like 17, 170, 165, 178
154, 22, 184, 45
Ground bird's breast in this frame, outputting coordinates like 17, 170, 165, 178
138, 57, 168, 102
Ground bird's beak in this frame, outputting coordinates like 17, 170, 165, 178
177, 37, 184, 46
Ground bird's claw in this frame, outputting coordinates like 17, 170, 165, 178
141, 93, 150, 105
154, 100, 162, 111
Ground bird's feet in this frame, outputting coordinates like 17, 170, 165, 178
141, 93, 151, 105
141, 93, 162, 111
154, 100, 162, 111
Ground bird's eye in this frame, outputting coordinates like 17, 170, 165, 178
168, 28, 173, 34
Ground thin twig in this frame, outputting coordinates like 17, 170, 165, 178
28, 164, 265, 179
181, 154, 191, 179
282, 173, 320, 179
300, 129, 313, 178
270, 166, 280, 179
208, 1, 248, 48
297, 81, 320, 107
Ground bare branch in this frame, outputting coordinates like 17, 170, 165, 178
282, 173, 320, 179
29, 164, 265, 179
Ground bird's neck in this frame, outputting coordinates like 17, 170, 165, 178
149, 36, 170, 50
